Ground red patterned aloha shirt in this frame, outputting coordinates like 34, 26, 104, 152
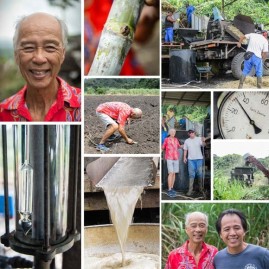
165, 240, 218, 269
96, 102, 133, 127
0, 77, 81, 122
162, 136, 181, 160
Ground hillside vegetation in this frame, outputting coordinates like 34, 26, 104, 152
84, 78, 159, 95
163, 0, 269, 25
214, 154, 269, 200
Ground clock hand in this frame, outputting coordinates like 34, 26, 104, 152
235, 98, 262, 134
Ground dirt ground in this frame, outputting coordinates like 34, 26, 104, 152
162, 73, 269, 89
84, 95, 160, 154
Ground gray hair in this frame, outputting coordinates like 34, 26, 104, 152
185, 211, 208, 227
13, 13, 68, 50
168, 128, 176, 135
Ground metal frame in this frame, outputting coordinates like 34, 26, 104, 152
1, 125, 81, 269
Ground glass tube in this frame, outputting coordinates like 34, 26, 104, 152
18, 126, 33, 235
13, 125, 71, 242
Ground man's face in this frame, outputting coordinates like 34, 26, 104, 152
188, 131, 195, 138
15, 13, 65, 91
185, 214, 207, 244
220, 214, 246, 254
170, 129, 176, 137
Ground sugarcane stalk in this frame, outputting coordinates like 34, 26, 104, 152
88, 0, 144, 76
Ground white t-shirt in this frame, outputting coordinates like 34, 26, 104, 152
245, 33, 268, 58
183, 136, 203, 160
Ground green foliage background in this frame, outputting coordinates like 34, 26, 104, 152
162, 203, 269, 268
162, 0, 269, 25
214, 154, 269, 200
0, 55, 25, 102
84, 78, 159, 95
162, 104, 208, 123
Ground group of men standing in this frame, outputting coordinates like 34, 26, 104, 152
162, 123, 206, 198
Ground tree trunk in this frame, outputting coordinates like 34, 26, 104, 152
88, 0, 144, 76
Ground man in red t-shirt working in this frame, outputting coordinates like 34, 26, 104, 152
96, 102, 142, 152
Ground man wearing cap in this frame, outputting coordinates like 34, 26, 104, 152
96, 102, 142, 152
237, 33, 268, 88
183, 130, 206, 196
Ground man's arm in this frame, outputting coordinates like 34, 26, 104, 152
118, 125, 134, 144
262, 51, 268, 60
183, 149, 188, 163
237, 35, 246, 48
201, 137, 206, 147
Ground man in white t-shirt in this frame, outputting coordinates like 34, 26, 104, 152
237, 33, 268, 88
183, 129, 206, 196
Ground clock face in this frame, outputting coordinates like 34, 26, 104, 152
218, 91, 269, 139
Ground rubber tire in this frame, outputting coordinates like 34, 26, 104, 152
263, 53, 269, 76
231, 52, 255, 79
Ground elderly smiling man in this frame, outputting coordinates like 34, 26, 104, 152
0, 12, 81, 122
165, 211, 218, 269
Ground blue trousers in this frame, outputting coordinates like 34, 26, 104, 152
243, 54, 263, 77
165, 27, 174, 42
188, 159, 203, 180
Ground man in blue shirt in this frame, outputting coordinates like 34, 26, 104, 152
214, 209, 269, 269
186, 2, 195, 28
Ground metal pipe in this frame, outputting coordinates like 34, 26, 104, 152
68, 126, 80, 234
13, 126, 20, 231
44, 126, 50, 250
72, 126, 80, 234
31, 126, 44, 240
34, 257, 52, 269
2, 126, 10, 235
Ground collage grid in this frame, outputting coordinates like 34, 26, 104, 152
0, 0, 268, 268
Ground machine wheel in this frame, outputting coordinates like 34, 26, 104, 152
263, 53, 269, 76
231, 52, 255, 79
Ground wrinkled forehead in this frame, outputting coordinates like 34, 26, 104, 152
18, 14, 62, 41
187, 213, 207, 225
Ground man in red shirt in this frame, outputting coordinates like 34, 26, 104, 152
162, 128, 181, 198
96, 102, 142, 152
165, 211, 218, 269
0, 12, 81, 122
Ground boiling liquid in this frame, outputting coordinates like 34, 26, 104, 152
85, 252, 159, 269
102, 185, 144, 266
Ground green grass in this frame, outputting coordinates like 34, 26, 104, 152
161, 203, 269, 268
0, 58, 25, 101
214, 175, 269, 200
85, 87, 159, 95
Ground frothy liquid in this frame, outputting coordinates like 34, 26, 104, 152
102, 185, 144, 266
85, 252, 159, 269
